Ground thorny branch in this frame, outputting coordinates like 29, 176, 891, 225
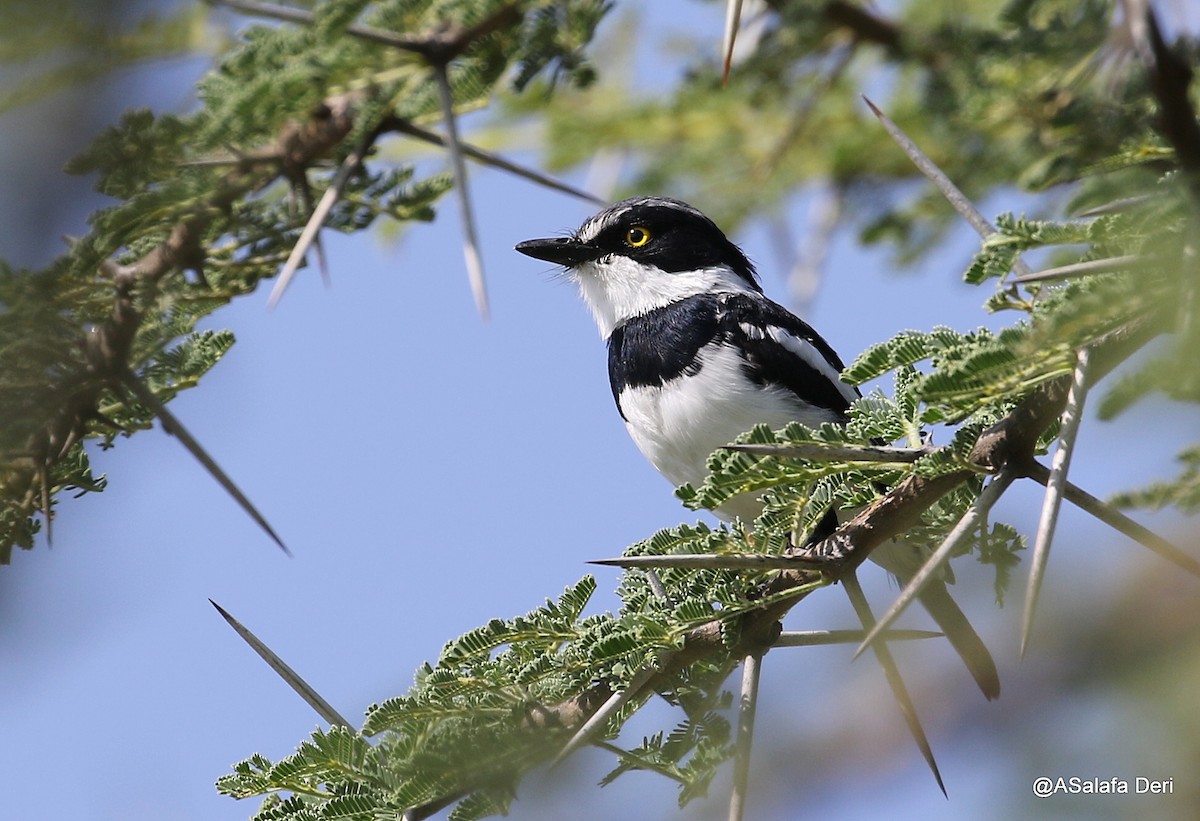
18, 92, 360, 551
12, 3, 599, 551
15, 1, 1200, 815
502, 315, 1163, 819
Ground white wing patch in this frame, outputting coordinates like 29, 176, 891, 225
764, 325, 860, 406
737, 322, 764, 340
737, 320, 857, 405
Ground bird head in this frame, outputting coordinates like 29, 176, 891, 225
516, 196, 761, 337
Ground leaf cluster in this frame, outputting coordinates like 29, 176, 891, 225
211, 2, 1196, 818
0, 0, 613, 557
5, 0, 1200, 818
218, 565, 790, 818
513, 0, 1178, 250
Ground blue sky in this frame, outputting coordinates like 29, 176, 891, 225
1, 3, 1198, 820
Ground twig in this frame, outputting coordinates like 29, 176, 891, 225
208, 0, 435, 56
728, 650, 761, 821
843, 572, 945, 797
1023, 460, 1200, 577
774, 628, 941, 647
863, 96, 1034, 280
853, 467, 1018, 658
724, 441, 933, 463
550, 660, 666, 767
267, 145, 364, 310
434, 64, 489, 320
1020, 348, 1093, 657
122, 372, 290, 555
387, 118, 606, 205
590, 553, 826, 570
210, 599, 351, 727
1010, 255, 1142, 284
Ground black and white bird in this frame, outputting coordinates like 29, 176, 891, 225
516, 196, 998, 699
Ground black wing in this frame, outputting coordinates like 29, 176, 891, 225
716, 293, 859, 419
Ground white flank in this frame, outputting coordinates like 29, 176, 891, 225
618, 341, 843, 522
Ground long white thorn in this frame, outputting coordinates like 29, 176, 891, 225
1011, 255, 1142, 284
843, 572, 945, 796
1026, 461, 1200, 577
210, 599, 351, 727
721, 0, 744, 85
123, 372, 289, 554
854, 468, 1018, 659
724, 441, 932, 463
728, 651, 762, 821
268, 150, 362, 310
435, 64, 490, 320
774, 629, 942, 647
590, 554, 825, 570
863, 96, 1034, 280
1021, 348, 1093, 657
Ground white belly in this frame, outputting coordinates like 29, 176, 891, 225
617, 342, 841, 520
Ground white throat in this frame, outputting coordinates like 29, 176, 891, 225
573, 258, 758, 338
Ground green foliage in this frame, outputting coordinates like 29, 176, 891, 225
4, 0, 1200, 818
1110, 446, 1200, 515
512, 0, 1167, 240
510, 0, 610, 91
65, 109, 196, 200
214, 54, 1192, 801
598, 709, 733, 807
842, 204, 1183, 425
978, 522, 1026, 607
0, 1, 219, 114
220, 568, 791, 817
0, 0, 613, 557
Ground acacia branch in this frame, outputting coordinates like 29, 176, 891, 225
207, 0, 521, 62
499, 320, 1161, 802
15, 0, 545, 548
19, 95, 359, 540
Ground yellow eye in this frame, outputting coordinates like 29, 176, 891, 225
625, 226, 652, 247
